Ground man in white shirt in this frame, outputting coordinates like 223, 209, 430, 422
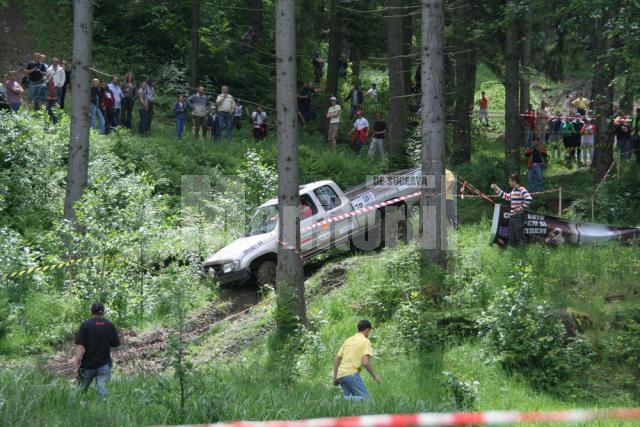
326, 96, 341, 151
349, 110, 369, 153
107, 76, 124, 126
366, 83, 378, 103
215, 85, 236, 141
47, 58, 66, 106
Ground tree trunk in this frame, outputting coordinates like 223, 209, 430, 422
189, 0, 200, 92
452, 0, 476, 164
320, 0, 341, 135
592, 12, 614, 182
388, 0, 408, 165
504, 0, 520, 175
63, 0, 92, 223
248, 0, 264, 44
518, 1, 531, 113
402, 10, 413, 95
420, 0, 447, 265
275, 0, 306, 330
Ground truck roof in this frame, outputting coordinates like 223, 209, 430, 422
258, 180, 336, 208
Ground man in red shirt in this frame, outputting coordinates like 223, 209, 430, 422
522, 103, 535, 148
479, 91, 489, 127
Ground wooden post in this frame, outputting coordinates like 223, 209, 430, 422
558, 187, 562, 217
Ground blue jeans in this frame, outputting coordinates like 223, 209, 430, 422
337, 373, 370, 401
216, 111, 234, 141
8, 102, 21, 113
524, 127, 534, 148
528, 164, 543, 193
619, 136, 632, 161
90, 103, 106, 134
175, 117, 187, 139
78, 362, 111, 398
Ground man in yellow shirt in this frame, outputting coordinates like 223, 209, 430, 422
332, 320, 380, 400
445, 169, 457, 228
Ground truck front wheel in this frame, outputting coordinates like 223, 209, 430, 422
255, 260, 277, 288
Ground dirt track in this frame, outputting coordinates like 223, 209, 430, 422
44, 288, 260, 377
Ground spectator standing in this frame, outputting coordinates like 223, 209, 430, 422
89, 79, 106, 134
535, 100, 549, 141
571, 116, 585, 163
173, 94, 189, 140
615, 113, 633, 161
240, 26, 256, 52
326, 96, 341, 151
234, 101, 243, 130
4, 71, 24, 113
571, 95, 589, 116
70, 302, 121, 399
42, 74, 59, 125
99, 81, 116, 133
366, 83, 378, 104
251, 106, 268, 141
297, 82, 313, 124
187, 86, 209, 138
24, 52, 47, 109
215, 85, 236, 142
332, 320, 380, 401
337, 53, 348, 79
138, 81, 150, 137
547, 112, 563, 158
312, 53, 325, 84
445, 168, 457, 228
560, 116, 576, 161
522, 103, 536, 148
580, 118, 596, 164
524, 138, 548, 193
107, 76, 124, 127
47, 58, 66, 106
491, 175, 532, 247
60, 61, 70, 109
145, 80, 156, 133
632, 108, 640, 164
349, 110, 369, 153
369, 112, 386, 158
121, 73, 136, 129
345, 84, 364, 120
479, 91, 489, 127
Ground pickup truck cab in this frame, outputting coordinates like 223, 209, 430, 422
203, 168, 421, 286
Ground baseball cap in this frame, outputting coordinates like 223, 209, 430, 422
91, 302, 105, 315
330, 96, 337, 101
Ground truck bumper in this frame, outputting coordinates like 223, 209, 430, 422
203, 264, 251, 285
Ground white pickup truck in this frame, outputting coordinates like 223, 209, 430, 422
202, 167, 423, 286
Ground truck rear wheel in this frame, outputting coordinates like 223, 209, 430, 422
255, 260, 276, 288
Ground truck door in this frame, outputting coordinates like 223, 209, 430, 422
313, 184, 354, 249
299, 194, 328, 256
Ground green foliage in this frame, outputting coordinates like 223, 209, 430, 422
440, 371, 479, 410
237, 149, 278, 221
605, 306, 640, 376
478, 263, 595, 393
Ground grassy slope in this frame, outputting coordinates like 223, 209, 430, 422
2, 66, 639, 426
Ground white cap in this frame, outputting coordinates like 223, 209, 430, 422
330, 96, 337, 101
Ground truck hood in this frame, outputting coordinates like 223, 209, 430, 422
204, 233, 271, 265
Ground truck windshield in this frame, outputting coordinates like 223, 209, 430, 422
247, 205, 279, 236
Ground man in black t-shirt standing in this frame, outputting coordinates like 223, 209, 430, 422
369, 112, 387, 158
24, 52, 47, 109
71, 302, 121, 398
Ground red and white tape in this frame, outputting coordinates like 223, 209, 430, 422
300, 191, 423, 234
170, 407, 640, 427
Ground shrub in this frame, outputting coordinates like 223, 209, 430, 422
605, 306, 640, 375
441, 371, 479, 410
477, 264, 594, 392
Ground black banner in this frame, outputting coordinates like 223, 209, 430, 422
490, 204, 640, 246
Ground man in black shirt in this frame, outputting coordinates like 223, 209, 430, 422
369, 112, 387, 158
24, 52, 47, 109
71, 302, 121, 398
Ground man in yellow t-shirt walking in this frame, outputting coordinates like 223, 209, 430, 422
332, 320, 380, 400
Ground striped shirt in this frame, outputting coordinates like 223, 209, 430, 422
499, 186, 532, 215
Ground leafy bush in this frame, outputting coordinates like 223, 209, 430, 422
478, 264, 594, 392
441, 371, 479, 410
605, 306, 640, 375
